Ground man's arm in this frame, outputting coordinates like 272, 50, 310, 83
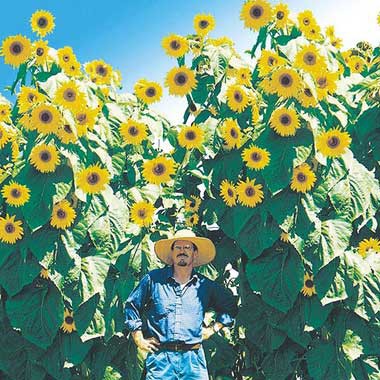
124, 273, 160, 353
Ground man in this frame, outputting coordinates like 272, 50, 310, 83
124, 229, 238, 380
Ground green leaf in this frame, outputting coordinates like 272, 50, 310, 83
246, 246, 304, 312
6, 283, 64, 349
75, 292, 100, 336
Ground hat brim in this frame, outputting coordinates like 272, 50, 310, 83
154, 236, 216, 267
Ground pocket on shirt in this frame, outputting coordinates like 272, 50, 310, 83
152, 301, 168, 319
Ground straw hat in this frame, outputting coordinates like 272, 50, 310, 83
154, 229, 216, 267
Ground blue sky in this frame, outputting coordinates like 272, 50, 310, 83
1, 0, 379, 122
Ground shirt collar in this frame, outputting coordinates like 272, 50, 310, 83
166, 265, 198, 283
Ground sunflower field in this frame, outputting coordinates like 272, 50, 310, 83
0, 1, 380, 379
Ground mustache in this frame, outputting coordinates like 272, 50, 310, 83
177, 253, 189, 258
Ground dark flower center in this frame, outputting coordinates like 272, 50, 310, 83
230, 128, 238, 138
63, 89, 76, 102
5, 223, 15, 233
96, 65, 107, 77
128, 126, 139, 136
355, 63, 361, 70
37, 17, 48, 28
57, 209, 67, 219
303, 18, 311, 26
174, 73, 188, 86
279, 73, 293, 87
39, 110, 53, 123
245, 186, 255, 197
268, 57, 276, 66
65, 316, 74, 324
251, 152, 261, 161
234, 91, 243, 102
327, 136, 340, 148
170, 40, 180, 50
146, 87, 156, 97
137, 209, 146, 218
185, 130, 196, 140
304, 88, 313, 97
10, 188, 21, 198
280, 114, 291, 125
10, 42, 23, 55
190, 103, 197, 112
63, 54, 70, 62
199, 20, 209, 29
305, 279, 314, 288
28, 93, 36, 102
250, 5, 263, 18
227, 188, 234, 197
297, 172, 307, 182
304, 52, 316, 65
64, 124, 72, 133
317, 77, 327, 88
87, 173, 100, 185
36, 47, 45, 56
153, 163, 166, 175
277, 11, 285, 20
77, 113, 87, 124
40, 151, 51, 162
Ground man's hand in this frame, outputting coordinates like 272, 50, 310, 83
131, 330, 161, 353
202, 322, 223, 340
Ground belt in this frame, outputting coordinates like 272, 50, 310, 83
159, 342, 201, 351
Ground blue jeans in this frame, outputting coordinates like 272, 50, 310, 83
145, 346, 209, 380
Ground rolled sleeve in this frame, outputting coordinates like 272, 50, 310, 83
124, 273, 151, 332
209, 280, 238, 327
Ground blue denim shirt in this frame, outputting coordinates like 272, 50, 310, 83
124, 266, 238, 344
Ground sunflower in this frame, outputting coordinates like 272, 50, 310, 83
297, 86, 318, 108
235, 67, 252, 86
347, 56, 366, 73
209, 36, 234, 47
54, 80, 86, 112
242, 145, 270, 170
57, 123, 78, 144
85, 59, 113, 85
185, 195, 201, 212
1, 35, 32, 67
0, 214, 23, 244
31, 104, 61, 135
0, 104, 11, 124
17, 86, 45, 113
313, 70, 338, 100
270, 107, 300, 136
259, 77, 274, 94
294, 45, 326, 74
33, 40, 49, 66
290, 163, 316, 193
1, 181, 30, 207
162, 34, 189, 58
30, 10, 55, 37
273, 3, 290, 29
257, 50, 286, 77
280, 231, 290, 242
134, 79, 163, 104
30, 144, 60, 173
193, 14, 215, 36
62, 59, 82, 77
301, 273, 316, 297
220, 180, 237, 207
165, 66, 197, 96
142, 156, 176, 185
271, 68, 301, 98
185, 213, 199, 227
303, 23, 322, 42
61, 309, 76, 334
50, 199, 76, 229
178, 124, 204, 150
39, 268, 49, 279
330, 36, 343, 50
240, 0, 272, 31
297, 10, 317, 32
316, 128, 351, 157
130, 201, 156, 227
19, 114, 34, 131
226, 84, 250, 113
119, 119, 148, 145
57, 46, 76, 67
358, 238, 380, 258
236, 178, 264, 208
76, 164, 110, 194
221, 119, 242, 149
74, 107, 99, 135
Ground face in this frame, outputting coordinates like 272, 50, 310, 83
171, 239, 198, 268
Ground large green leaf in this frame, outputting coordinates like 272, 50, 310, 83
246, 246, 304, 312
5, 283, 64, 349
